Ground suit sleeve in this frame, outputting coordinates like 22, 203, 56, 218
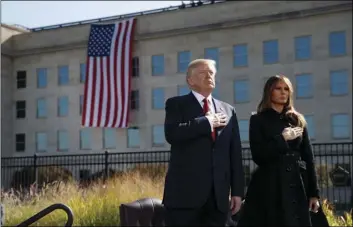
300, 127, 320, 198
164, 97, 211, 145
230, 108, 245, 197
249, 114, 290, 166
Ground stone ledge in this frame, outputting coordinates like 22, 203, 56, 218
1, 23, 30, 33
7, 2, 353, 57
138, 2, 352, 40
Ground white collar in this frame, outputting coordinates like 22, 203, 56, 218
192, 90, 213, 104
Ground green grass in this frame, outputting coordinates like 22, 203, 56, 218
2, 170, 352, 226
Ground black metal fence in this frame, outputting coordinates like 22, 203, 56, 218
1, 142, 352, 211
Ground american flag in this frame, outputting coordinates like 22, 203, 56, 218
82, 18, 136, 128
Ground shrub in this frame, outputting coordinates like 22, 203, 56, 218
128, 163, 168, 180
322, 199, 352, 226
11, 166, 74, 191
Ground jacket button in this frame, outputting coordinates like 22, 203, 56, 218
292, 200, 297, 204
286, 167, 292, 172
290, 183, 296, 188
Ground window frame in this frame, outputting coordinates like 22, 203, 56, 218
263, 39, 279, 64
15, 133, 26, 152
152, 125, 165, 147
233, 79, 250, 103
233, 44, 248, 67
151, 54, 165, 76
295, 73, 313, 99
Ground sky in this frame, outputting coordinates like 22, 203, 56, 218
1, 1, 182, 29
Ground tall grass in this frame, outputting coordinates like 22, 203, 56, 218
3, 171, 164, 226
2, 168, 352, 226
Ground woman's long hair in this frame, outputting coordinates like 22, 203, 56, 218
257, 75, 306, 128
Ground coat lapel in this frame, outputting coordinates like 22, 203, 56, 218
212, 98, 226, 139
187, 93, 226, 140
187, 92, 204, 116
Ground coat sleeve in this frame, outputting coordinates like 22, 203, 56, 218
300, 127, 320, 198
230, 108, 245, 197
164, 97, 211, 145
249, 114, 290, 166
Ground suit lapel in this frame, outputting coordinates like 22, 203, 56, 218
187, 93, 226, 140
187, 92, 204, 115
212, 98, 226, 139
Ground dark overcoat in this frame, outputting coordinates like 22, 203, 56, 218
237, 108, 329, 227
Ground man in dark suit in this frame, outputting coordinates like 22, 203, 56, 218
162, 59, 245, 226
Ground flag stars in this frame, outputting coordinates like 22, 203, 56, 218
88, 24, 115, 56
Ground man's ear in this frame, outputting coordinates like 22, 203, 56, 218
186, 76, 193, 86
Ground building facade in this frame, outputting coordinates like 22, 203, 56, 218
1, 1, 352, 158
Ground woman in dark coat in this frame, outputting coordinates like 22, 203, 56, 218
237, 75, 329, 227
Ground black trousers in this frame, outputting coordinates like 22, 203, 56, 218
165, 187, 228, 226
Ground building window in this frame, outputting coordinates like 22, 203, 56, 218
57, 130, 69, 151
212, 82, 220, 99
152, 125, 165, 147
152, 88, 165, 109
58, 65, 69, 85
132, 57, 140, 77
127, 128, 140, 148
80, 63, 86, 83
80, 128, 91, 150
234, 80, 249, 103
205, 47, 219, 68
304, 115, 315, 139
178, 85, 190, 96
131, 90, 139, 110
329, 31, 346, 57
238, 120, 249, 142
16, 100, 26, 119
36, 132, 47, 152
151, 55, 164, 76
233, 44, 248, 67
295, 73, 313, 98
103, 128, 116, 149
58, 96, 69, 117
263, 40, 279, 64
16, 71, 26, 89
37, 98, 47, 118
295, 35, 311, 60
331, 114, 350, 139
177, 51, 191, 73
15, 133, 26, 152
37, 68, 47, 88
330, 70, 348, 96
80, 95, 84, 115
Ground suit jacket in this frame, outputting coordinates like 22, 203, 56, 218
162, 92, 245, 213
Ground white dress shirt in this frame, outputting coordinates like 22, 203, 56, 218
192, 90, 215, 131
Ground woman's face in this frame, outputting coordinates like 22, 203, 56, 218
271, 80, 290, 105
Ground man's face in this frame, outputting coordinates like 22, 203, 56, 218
188, 63, 216, 92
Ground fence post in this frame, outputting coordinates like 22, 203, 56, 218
33, 154, 38, 192
351, 157, 353, 220
1, 203, 4, 226
104, 150, 109, 182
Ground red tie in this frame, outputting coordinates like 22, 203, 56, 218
203, 98, 216, 141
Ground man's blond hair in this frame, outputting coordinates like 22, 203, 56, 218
186, 59, 217, 78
